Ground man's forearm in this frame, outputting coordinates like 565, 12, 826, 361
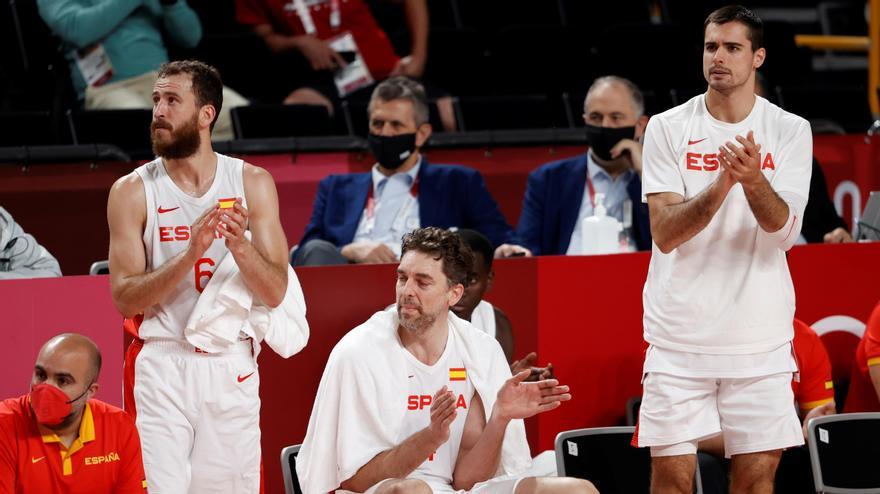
650, 176, 732, 253
231, 242, 287, 308
340, 428, 441, 492
452, 415, 507, 491
112, 247, 199, 317
742, 175, 790, 233
404, 0, 428, 58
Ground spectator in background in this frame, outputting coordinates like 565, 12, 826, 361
801, 159, 853, 242
38, 0, 249, 141
236, 0, 456, 130
0, 206, 61, 279
845, 300, 880, 412
0, 333, 147, 493
452, 229, 553, 382
755, 73, 852, 243
294, 77, 518, 266
505, 76, 651, 257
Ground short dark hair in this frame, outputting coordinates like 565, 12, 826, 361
456, 229, 493, 271
368, 76, 430, 126
157, 60, 224, 131
401, 227, 474, 287
704, 5, 764, 51
89, 346, 102, 383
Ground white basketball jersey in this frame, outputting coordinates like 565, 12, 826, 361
400, 329, 474, 487
469, 300, 497, 340
134, 153, 247, 340
641, 94, 812, 355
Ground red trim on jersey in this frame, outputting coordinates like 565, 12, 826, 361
123, 338, 144, 420
782, 215, 799, 242
631, 419, 641, 447
123, 314, 143, 338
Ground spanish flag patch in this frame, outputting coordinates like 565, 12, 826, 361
449, 368, 466, 381
218, 197, 236, 209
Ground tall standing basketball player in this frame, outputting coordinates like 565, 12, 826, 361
633, 6, 812, 493
108, 60, 288, 494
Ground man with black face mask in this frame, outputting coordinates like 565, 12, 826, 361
295, 76, 518, 266
509, 76, 652, 256
0, 333, 147, 493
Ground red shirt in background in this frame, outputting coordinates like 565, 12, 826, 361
791, 318, 835, 411
844, 302, 880, 412
0, 396, 147, 494
237, 0, 400, 80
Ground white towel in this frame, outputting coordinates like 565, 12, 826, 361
296, 309, 532, 494
184, 250, 309, 358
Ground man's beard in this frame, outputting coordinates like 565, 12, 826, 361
151, 113, 201, 159
398, 299, 438, 335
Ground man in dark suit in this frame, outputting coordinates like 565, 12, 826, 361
294, 77, 518, 265
511, 76, 652, 256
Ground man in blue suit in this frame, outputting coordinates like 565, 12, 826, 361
295, 77, 518, 265
512, 76, 652, 256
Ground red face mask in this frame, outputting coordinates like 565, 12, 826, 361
29, 383, 88, 427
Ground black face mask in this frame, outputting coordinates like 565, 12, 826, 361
368, 133, 417, 170
585, 124, 636, 161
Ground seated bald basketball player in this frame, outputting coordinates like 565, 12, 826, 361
297, 227, 595, 494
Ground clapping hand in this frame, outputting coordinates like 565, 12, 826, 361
493, 370, 571, 421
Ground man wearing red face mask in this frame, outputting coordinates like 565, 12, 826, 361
0, 333, 147, 493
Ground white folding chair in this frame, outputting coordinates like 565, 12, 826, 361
555, 426, 702, 493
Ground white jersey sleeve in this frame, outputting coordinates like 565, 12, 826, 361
761, 118, 813, 250
641, 115, 685, 201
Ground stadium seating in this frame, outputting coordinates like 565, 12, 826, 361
2, 1, 874, 148
555, 426, 704, 493
807, 413, 880, 492
231, 105, 333, 139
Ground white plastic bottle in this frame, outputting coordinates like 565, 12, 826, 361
581, 193, 623, 255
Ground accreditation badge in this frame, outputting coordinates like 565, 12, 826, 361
74, 44, 114, 87
328, 31, 374, 98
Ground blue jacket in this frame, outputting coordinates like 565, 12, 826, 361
517, 154, 652, 255
299, 160, 517, 249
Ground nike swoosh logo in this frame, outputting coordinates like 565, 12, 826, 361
688, 138, 707, 145
32, 456, 45, 464
237, 372, 255, 383
157, 206, 180, 214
